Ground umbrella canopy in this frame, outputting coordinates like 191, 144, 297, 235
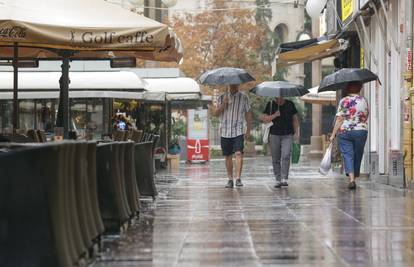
300, 86, 336, 105
199, 67, 255, 85
0, 0, 182, 62
318, 68, 378, 92
250, 81, 308, 97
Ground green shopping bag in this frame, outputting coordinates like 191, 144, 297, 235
291, 142, 300, 164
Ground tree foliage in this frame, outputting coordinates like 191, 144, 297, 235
163, 2, 275, 128
163, 1, 305, 129
255, 0, 274, 65
164, 2, 271, 93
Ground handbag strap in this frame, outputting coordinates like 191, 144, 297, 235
269, 100, 272, 115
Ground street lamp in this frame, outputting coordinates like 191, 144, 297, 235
306, 0, 327, 19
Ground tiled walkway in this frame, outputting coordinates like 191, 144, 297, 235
94, 157, 414, 267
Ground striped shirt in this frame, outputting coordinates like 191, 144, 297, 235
218, 91, 251, 138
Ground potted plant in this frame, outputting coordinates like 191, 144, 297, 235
168, 117, 185, 155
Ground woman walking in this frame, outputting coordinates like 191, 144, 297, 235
330, 81, 369, 189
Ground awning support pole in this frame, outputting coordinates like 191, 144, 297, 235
12, 42, 18, 135
370, 2, 399, 54
378, 0, 400, 53
370, 1, 392, 54
56, 50, 73, 139
356, 17, 378, 66
62, 54, 70, 139
328, 0, 343, 31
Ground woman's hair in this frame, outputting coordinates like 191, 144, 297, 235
346, 81, 363, 95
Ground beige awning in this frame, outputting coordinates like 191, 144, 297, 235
300, 86, 336, 105
0, 0, 182, 62
276, 39, 347, 68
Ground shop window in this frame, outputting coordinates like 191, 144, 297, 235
70, 98, 87, 138
36, 100, 57, 132
113, 99, 141, 131
0, 100, 13, 134
19, 100, 35, 132
86, 99, 104, 140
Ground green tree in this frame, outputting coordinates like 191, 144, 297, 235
255, 0, 274, 66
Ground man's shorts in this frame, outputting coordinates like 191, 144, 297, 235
221, 135, 244, 156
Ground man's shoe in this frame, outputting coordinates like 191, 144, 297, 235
274, 182, 282, 188
225, 180, 234, 188
281, 180, 288, 187
348, 181, 356, 190
235, 178, 243, 187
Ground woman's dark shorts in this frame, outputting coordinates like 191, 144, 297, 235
221, 135, 244, 156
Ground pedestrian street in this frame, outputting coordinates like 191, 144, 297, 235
94, 157, 414, 267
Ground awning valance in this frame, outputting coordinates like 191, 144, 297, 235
0, 71, 147, 90
275, 39, 348, 68
143, 77, 201, 101
0, 71, 147, 100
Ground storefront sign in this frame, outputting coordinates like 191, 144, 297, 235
69, 30, 154, 45
407, 48, 412, 72
187, 109, 209, 162
341, 0, 353, 21
0, 26, 26, 39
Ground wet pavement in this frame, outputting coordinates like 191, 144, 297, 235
93, 157, 414, 267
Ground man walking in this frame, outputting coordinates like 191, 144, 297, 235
210, 84, 252, 188
260, 97, 299, 188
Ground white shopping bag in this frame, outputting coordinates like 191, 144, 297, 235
319, 143, 332, 175
262, 122, 273, 144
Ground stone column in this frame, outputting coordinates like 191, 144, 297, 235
144, 0, 161, 68
309, 17, 323, 159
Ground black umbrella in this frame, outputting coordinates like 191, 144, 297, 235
318, 68, 379, 92
199, 67, 255, 85
250, 81, 308, 97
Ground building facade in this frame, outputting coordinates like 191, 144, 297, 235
324, 0, 410, 188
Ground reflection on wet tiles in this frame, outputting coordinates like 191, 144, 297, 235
93, 157, 414, 267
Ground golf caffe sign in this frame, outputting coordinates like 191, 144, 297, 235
71, 30, 155, 46
0, 21, 165, 51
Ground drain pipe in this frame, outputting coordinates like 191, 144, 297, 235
403, 0, 413, 186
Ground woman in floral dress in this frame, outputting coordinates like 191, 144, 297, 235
330, 81, 369, 189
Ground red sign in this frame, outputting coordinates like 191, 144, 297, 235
187, 139, 209, 162
407, 48, 412, 72
187, 109, 209, 162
